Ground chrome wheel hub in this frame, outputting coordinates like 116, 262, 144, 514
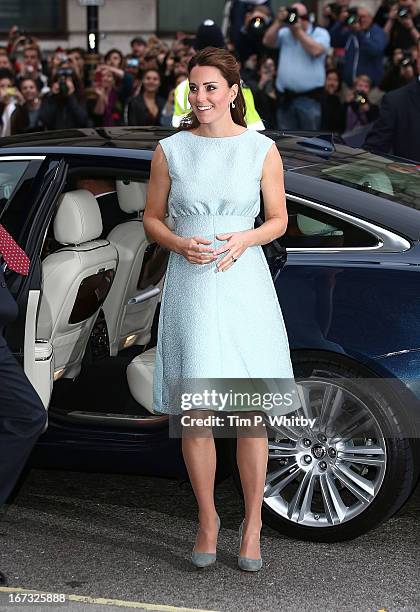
311, 444, 326, 459
264, 379, 387, 528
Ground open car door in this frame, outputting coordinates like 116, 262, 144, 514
1, 157, 67, 410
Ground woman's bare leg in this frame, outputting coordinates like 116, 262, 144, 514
181, 410, 219, 553
236, 412, 268, 559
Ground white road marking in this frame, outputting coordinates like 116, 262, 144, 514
0, 587, 221, 612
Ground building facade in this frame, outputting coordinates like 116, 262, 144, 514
0, 0, 382, 54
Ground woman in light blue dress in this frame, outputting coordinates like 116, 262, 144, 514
144, 47, 296, 572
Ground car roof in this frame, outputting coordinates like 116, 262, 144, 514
0, 127, 354, 168
1, 127, 419, 241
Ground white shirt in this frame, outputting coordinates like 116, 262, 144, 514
275, 25, 330, 93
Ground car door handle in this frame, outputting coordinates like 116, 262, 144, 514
127, 286, 160, 305
266, 253, 287, 281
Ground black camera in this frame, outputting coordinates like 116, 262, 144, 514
284, 7, 299, 24
354, 90, 368, 105
345, 7, 359, 25
246, 15, 271, 39
56, 67, 74, 95
57, 67, 74, 79
400, 51, 413, 66
397, 5, 409, 18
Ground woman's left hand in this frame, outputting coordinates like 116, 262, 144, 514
213, 230, 252, 273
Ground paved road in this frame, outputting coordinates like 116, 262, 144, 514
0, 469, 419, 612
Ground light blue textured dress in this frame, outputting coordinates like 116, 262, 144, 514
152, 128, 297, 416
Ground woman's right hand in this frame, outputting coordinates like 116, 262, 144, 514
177, 236, 217, 265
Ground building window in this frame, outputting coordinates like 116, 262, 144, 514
157, 0, 225, 34
0, 0, 66, 36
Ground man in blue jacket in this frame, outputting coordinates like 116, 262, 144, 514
330, 7, 388, 87
0, 226, 47, 586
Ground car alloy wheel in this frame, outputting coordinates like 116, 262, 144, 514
230, 358, 419, 541
264, 379, 387, 528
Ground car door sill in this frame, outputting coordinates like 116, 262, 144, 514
66, 411, 168, 427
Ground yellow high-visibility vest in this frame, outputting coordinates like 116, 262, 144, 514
172, 78, 265, 130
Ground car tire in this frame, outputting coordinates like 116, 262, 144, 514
231, 356, 420, 542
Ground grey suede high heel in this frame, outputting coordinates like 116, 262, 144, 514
238, 520, 263, 572
191, 514, 221, 568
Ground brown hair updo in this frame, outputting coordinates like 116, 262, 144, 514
179, 46, 246, 130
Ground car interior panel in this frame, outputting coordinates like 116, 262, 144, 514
36, 189, 118, 380
101, 179, 164, 356
35, 173, 172, 421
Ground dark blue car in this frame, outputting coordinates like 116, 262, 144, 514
0, 127, 419, 542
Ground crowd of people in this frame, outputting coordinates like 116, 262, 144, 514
0, 0, 419, 156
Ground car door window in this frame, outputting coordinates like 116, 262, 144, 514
0, 161, 30, 218
279, 200, 378, 249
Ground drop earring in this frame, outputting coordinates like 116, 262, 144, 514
231, 100, 236, 108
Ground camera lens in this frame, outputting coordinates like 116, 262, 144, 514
246, 16, 269, 38
346, 8, 359, 25
285, 7, 298, 24
354, 91, 367, 105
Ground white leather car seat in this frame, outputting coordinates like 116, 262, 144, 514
36, 189, 118, 379
126, 346, 157, 413
102, 180, 164, 356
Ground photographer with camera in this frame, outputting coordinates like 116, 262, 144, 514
229, 0, 274, 51
321, 0, 350, 30
263, 3, 330, 130
364, 39, 420, 161
380, 47, 417, 90
330, 6, 388, 87
233, 4, 275, 62
38, 65, 89, 130
343, 73, 379, 132
375, 0, 420, 54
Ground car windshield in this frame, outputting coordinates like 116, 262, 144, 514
293, 151, 420, 209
